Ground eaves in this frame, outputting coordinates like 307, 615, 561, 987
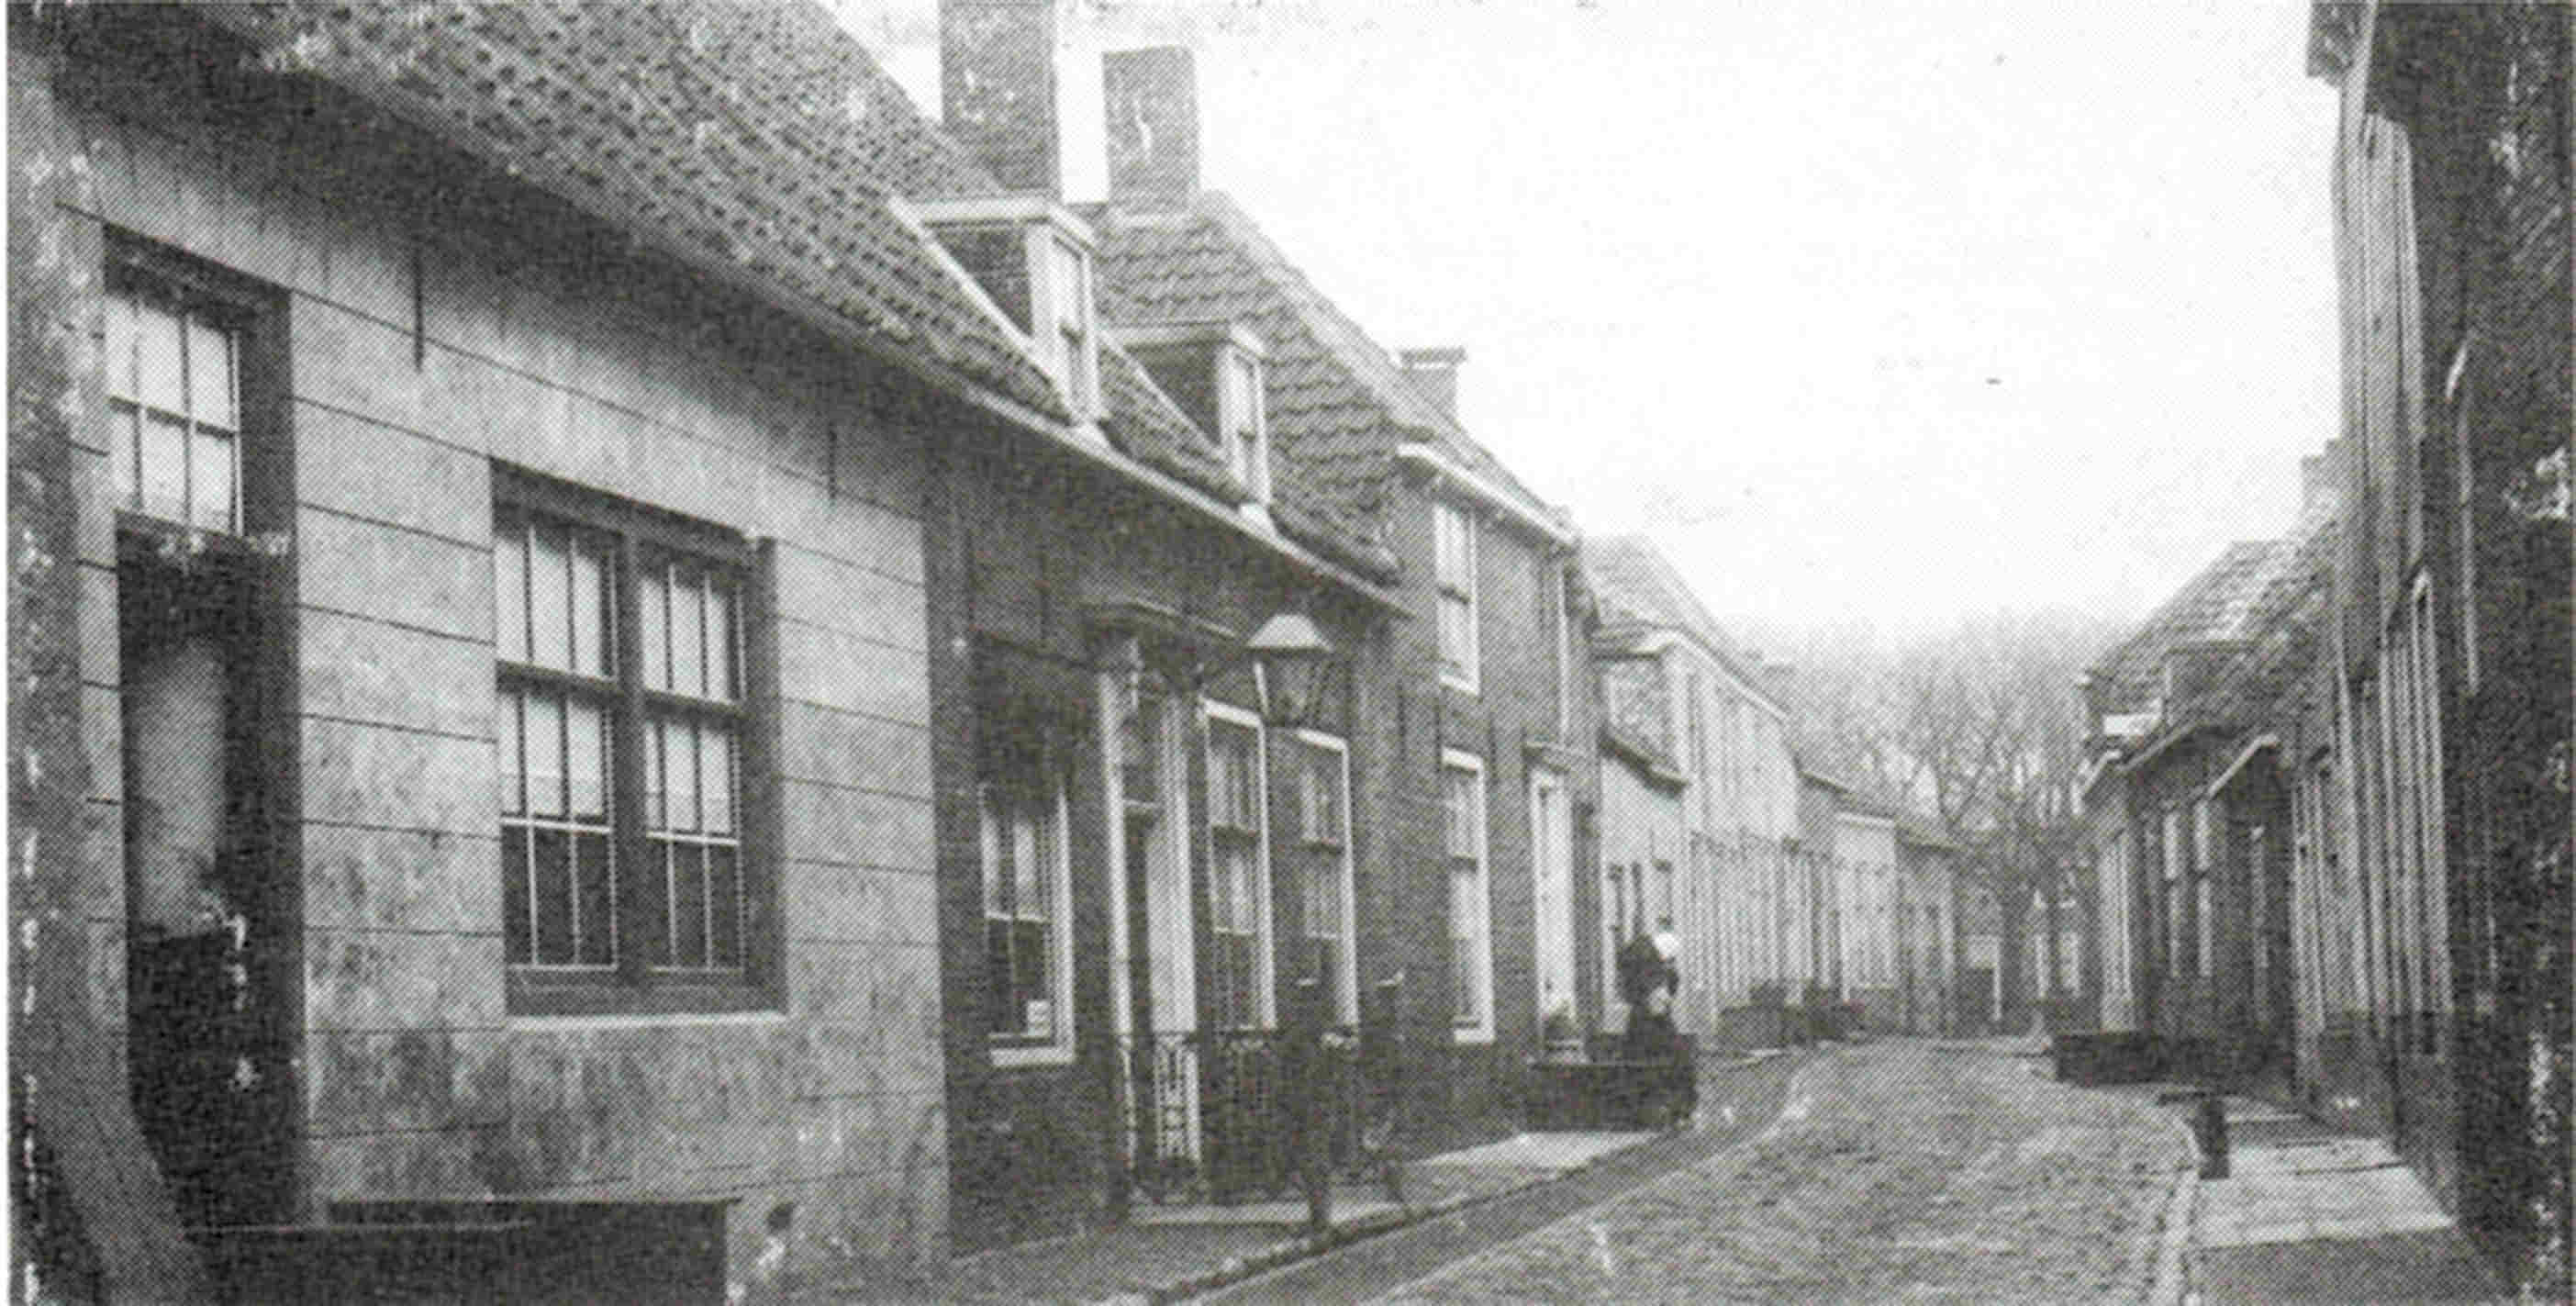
1397, 444, 1576, 550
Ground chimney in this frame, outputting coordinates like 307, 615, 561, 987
1398, 347, 1466, 421
1104, 47, 1200, 207
941, 0, 1060, 195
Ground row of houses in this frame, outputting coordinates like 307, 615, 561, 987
9, 3, 1976, 1297
2071, 2, 2570, 1291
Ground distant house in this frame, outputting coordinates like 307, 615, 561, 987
1583, 536, 1806, 1047
2079, 463, 2336, 1087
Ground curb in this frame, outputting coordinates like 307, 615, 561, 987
2147, 1105, 2203, 1306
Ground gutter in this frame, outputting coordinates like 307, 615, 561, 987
1397, 444, 1577, 548
2120, 720, 2211, 776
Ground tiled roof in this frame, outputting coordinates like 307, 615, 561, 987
2152, 516, 2339, 742
2087, 539, 2288, 715
1089, 193, 1559, 533
191, 2, 1388, 581
201, 1, 1068, 419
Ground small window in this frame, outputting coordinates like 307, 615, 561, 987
1206, 705, 1270, 1031
106, 286, 241, 533
1444, 750, 1491, 1040
495, 474, 768, 1014
1221, 349, 1267, 500
1043, 234, 1098, 417
983, 772, 1071, 1055
1434, 502, 1478, 692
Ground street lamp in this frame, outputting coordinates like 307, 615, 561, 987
1244, 610, 1336, 729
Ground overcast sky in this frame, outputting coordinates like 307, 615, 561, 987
845, 0, 2341, 644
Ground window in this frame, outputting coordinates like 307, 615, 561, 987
495, 474, 766, 1013
1444, 750, 1491, 1039
984, 771, 1071, 1058
1221, 348, 1268, 501
2192, 800, 2216, 980
1434, 502, 1478, 691
1043, 233, 1098, 417
106, 284, 241, 533
1551, 564, 1575, 739
1205, 705, 1270, 1030
1289, 732, 1355, 1023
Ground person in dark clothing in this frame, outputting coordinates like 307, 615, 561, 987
1617, 917, 1680, 1062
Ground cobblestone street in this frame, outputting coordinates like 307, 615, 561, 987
1379, 1041, 2189, 1304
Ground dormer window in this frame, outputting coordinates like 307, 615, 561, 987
910, 196, 1102, 419
1113, 320, 1270, 505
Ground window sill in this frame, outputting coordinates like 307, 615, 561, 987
506, 971, 781, 1019
1440, 673, 1480, 697
1451, 1024, 1495, 1045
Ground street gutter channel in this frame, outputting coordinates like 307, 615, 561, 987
1186, 1048, 1814, 1305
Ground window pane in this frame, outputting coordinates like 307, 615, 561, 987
706, 578, 735, 702
495, 518, 529, 664
672, 567, 705, 698
524, 693, 563, 817
575, 832, 614, 966
187, 318, 235, 430
664, 717, 699, 832
190, 428, 234, 531
111, 406, 140, 507
571, 533, 609, 678
987, 920, 1015, 1035
136, 302, 185, 412
532, 828, 573, 965
498, 691, 525, 816
1012, 801, 1043, 923
980, 789, 1008, 915
566, 698, 607, 822
139, 413, 187, 522
707, 844, 741, 967
698, 723, 733, 835
530, 524, 571, 672
640, 561, 669, 693
106, 296, 138, 401
645, 714, 666, 831
670, 842, 708, 967
501, 826, 531, 964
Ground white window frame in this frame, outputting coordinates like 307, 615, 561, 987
1204, 699, 1276, 1030
986, 773, 1077, 1068
1434, 501, 1480, 693
901, 195, 1103, 422
1221, 343, 1270, 503
1290, 728, 1359, 1026
1443, 747, 1494, 1043
1552, 563, 1575, 739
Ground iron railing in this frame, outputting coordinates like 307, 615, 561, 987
1113, 1024, 1372, 1207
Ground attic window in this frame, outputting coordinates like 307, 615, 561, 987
1113, 320, 1271, 505
913, 196, 1101, 419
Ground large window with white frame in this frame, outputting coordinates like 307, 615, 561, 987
983, 761, 1073, 1061
1205, 703, 1272, 1031
1444, 749, 1493, 1040
1433, 501, 1478, 692
494, 472, 770, 1013
1288, 731, 1356, 1025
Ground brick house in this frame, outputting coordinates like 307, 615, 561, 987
6, 1, 1377, 1293
1072, 51, 1596, 1157
920, 9, 1409, 1254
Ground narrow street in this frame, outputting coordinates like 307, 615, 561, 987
1362, 1040, 2186, 1304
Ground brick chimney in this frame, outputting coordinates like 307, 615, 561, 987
1104, 47, 1199, 207
2298, 440, 2346, 525
1399, 347, 1466, 421
941, 0, 1060, 195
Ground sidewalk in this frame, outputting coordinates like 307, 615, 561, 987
2116, 1087, 2512, 1304
793, 1130, 1658, 1304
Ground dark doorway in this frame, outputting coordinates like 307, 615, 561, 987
120, 534, 292, 1226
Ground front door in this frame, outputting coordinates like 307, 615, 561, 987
119, 540, 291, 1226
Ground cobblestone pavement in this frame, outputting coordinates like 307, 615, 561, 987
1377, 1039, 2191, 1304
